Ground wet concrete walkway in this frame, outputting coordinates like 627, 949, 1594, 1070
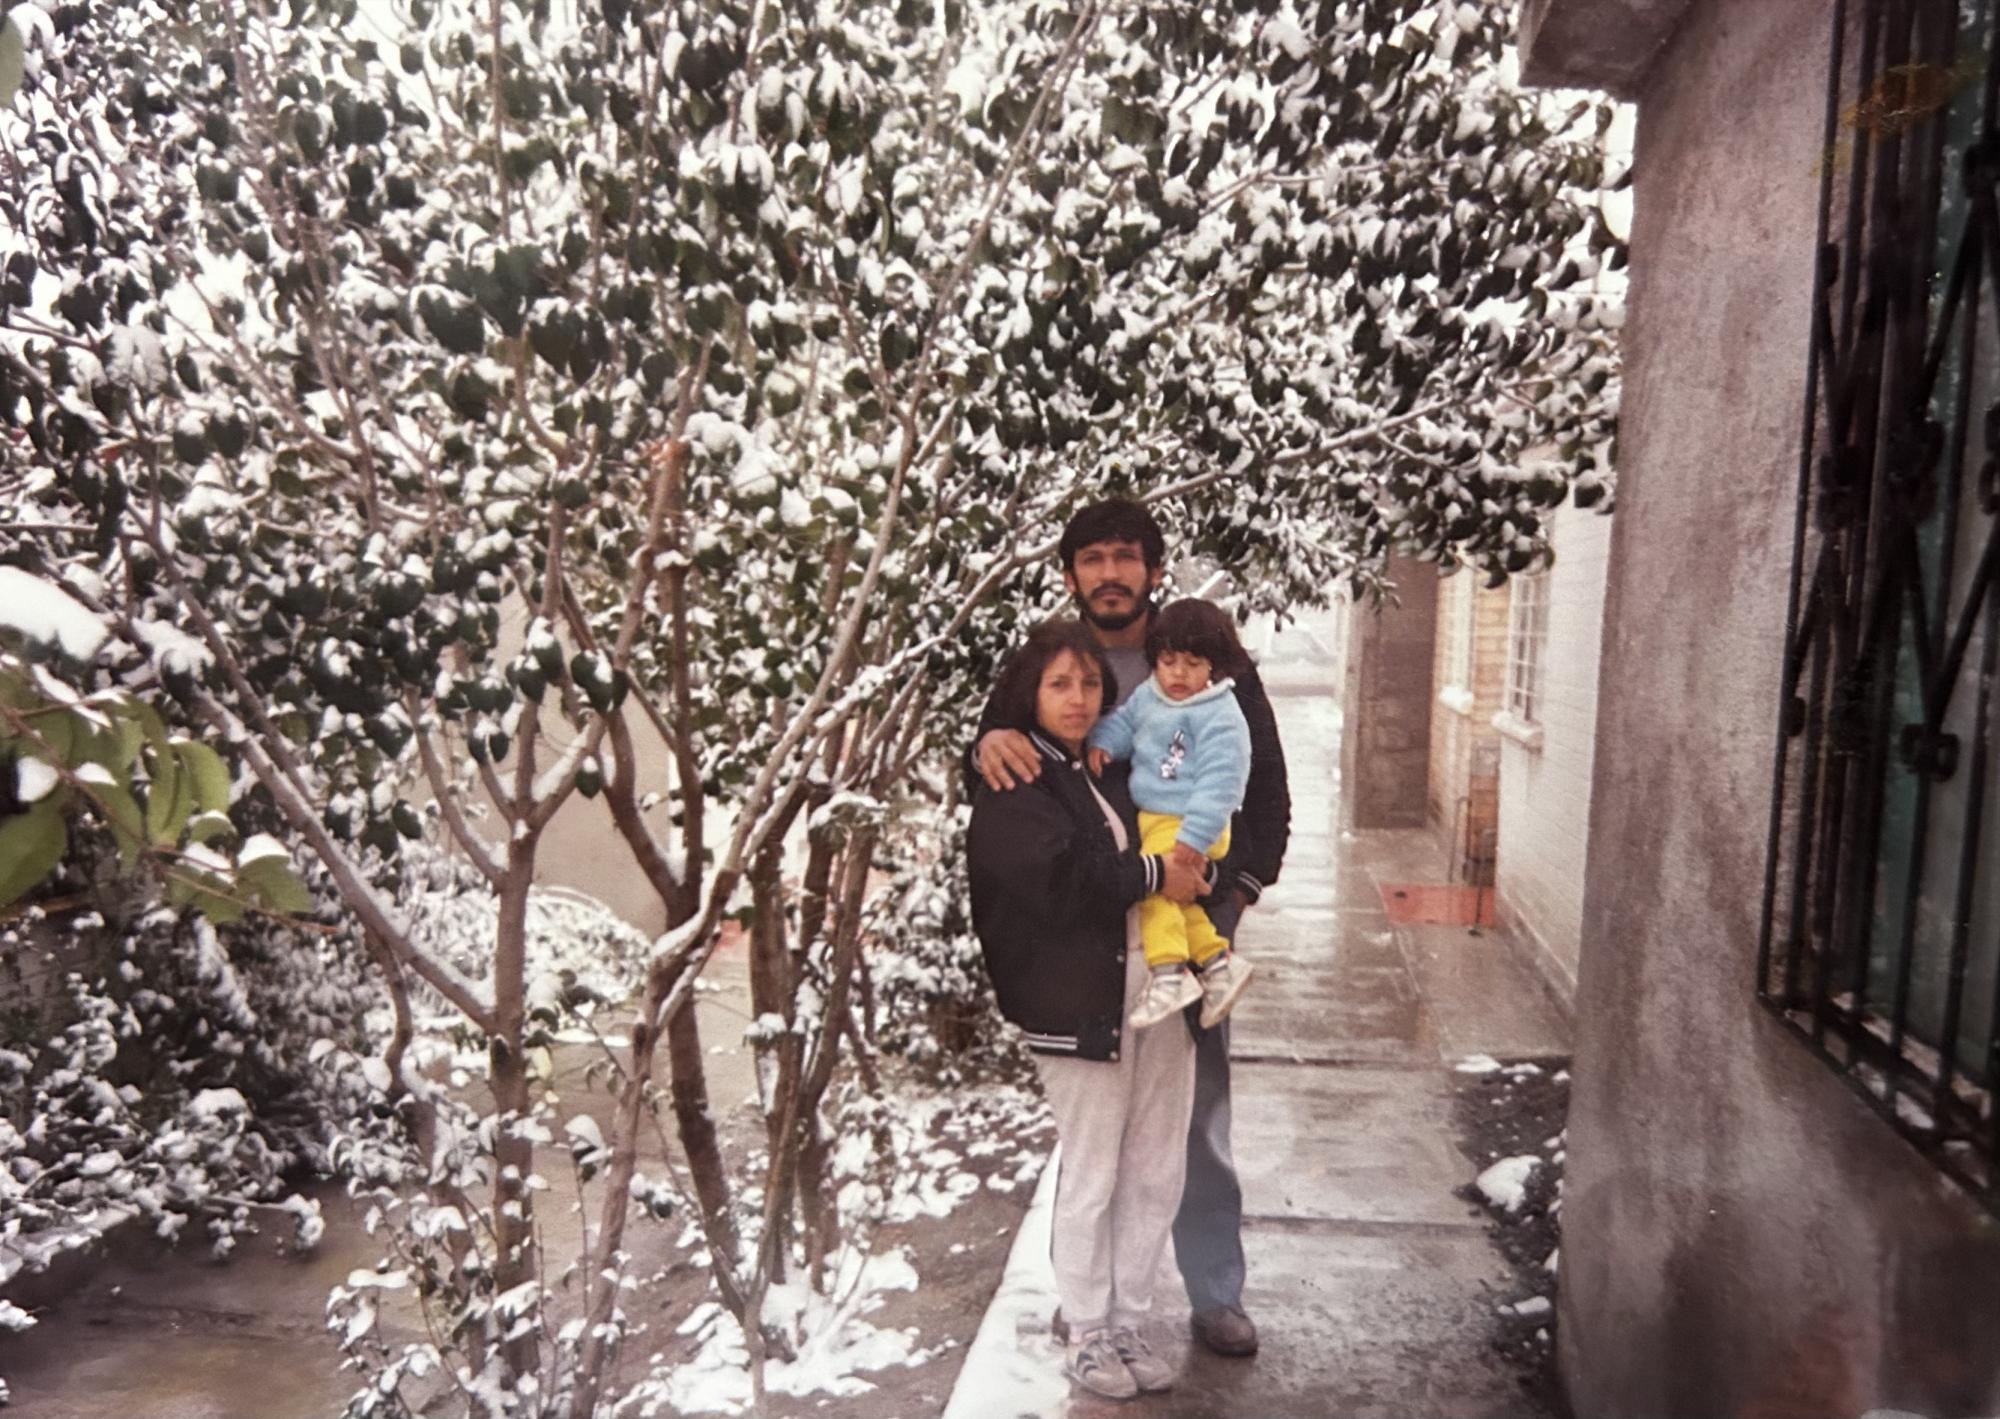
944, 650, 1573, 1418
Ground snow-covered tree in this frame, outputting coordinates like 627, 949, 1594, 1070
1, 0, 1621, 1410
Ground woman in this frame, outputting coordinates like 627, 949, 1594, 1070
967, 617, 1208, 1400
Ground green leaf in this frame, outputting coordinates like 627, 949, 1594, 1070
418, 290, 486, 355
166, 868, 246, 926
0, 797, 67, 909
187, 809, 238, 846
95, 781, 147, 870
0, 14, 23, 108
175, 740, 232, 816
144, 754, 191, 847
238, 856, 313, 916
31, 708, 79, 767
133, 699, 172, 766
106, 704, 145, 785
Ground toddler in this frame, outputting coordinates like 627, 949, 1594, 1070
1087, 598, 1256, 1030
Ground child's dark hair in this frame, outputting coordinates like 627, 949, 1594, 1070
989, 618, 1116, 733
1058, 498, 1166, 573
1146, 598, 1251, 678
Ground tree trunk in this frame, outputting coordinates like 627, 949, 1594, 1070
752, 826, 879, 1304
488, 862, 541, 1392
747, 840, 799, 1281
666, 1000, 742, 1278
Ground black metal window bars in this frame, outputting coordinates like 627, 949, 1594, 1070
1760, 0, 2000, 1215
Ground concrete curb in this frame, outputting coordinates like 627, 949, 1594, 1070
940, 1147, 1067, 1419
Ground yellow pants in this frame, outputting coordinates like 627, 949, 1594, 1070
1137, 812, 1231, 969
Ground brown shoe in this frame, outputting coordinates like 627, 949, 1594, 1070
1191, 1304, 1259, 1356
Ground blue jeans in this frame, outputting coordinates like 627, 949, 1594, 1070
1175, 893, 1246, 1313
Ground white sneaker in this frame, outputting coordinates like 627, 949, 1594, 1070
1129, 968, 1203, 1029
1197, 954, 1256, 1028
1067, 1327, 1139, 1399
1111, 1324, 1176, 1392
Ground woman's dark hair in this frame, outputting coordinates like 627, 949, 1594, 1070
1058, 498, 1167, 573
989, 618, 1116, 733
1146, 598, 1252, 678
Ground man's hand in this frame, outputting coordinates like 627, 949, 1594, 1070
1169, 842, 1207, 872
1086, 746, 1111, 777
1159, 852, 1211, 905
976, 729, 1042, 791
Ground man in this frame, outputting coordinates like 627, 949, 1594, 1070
972, 496, 1292, 1358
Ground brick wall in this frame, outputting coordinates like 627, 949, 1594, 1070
1495, 499, 1613, 1003
1343, 558, 1437, 829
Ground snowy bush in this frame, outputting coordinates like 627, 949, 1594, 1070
0, 860, 372, 1287
865, 798, 1009, 1078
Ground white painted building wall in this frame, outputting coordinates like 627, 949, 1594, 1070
1493, 498, 1614, 1003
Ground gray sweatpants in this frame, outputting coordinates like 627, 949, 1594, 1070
1034, 939, 1197, 1333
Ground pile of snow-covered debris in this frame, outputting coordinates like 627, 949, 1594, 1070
1450, 1054, 1570, 1404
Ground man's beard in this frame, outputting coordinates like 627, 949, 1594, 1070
1077, 586, 1152, 632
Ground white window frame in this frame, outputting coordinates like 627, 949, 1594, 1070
1504, 570, 1550, 727
1437, 574, 1476, 716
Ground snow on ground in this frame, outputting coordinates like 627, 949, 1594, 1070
642, 1082, 1052, 1414
616, 1081, 1050, 1415
1498, 1294, 1553, 1321
622, 1246, 937, 1416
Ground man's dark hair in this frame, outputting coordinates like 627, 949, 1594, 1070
989, 618, 1116, 734
1058, 498, 1166, 573
1146, 598, 1252, 679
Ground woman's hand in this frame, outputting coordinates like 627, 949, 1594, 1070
1086, 746, 1111, 777
976, 729, 1042, 791
1159, 852, 1211, 905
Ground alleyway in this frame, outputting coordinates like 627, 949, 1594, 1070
945, 628, 1573, 1419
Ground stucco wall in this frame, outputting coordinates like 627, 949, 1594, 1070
1562, 1, 2000, 1415
1495, 499, 1612, 1002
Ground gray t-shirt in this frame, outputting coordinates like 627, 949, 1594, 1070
1104, 645, 1148, 708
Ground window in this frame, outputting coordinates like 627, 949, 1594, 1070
1759, 0, 1998, 1215
1505, 572, 1549, 725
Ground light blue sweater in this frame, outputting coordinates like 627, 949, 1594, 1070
1088, 676, 1251, 853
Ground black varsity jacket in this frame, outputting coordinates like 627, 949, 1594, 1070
966, 732, 1162, 1061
